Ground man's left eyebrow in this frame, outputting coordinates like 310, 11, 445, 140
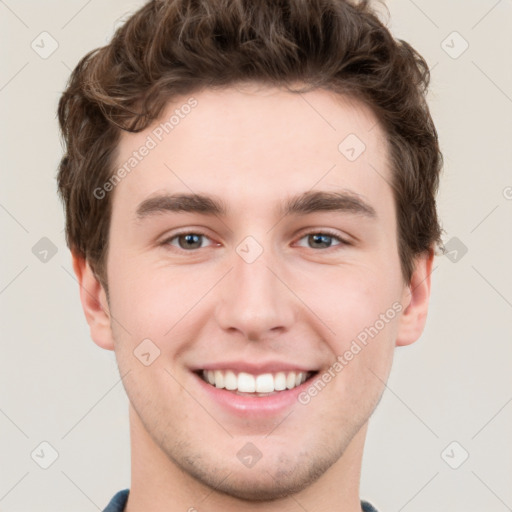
281, 190, 377, 219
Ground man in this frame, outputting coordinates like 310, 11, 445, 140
57, 0, 443, 510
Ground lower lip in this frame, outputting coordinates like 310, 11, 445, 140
192, 372, 316, 418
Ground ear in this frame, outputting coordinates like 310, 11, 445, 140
72, 253, 115, 351
395, 249, 435, 347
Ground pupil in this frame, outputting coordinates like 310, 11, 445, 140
310, 234, 331, 248
181, 234, 201, 249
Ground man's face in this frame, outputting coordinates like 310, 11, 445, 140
100, 85, 414, 499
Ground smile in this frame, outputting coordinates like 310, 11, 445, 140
197, 369, 318, 396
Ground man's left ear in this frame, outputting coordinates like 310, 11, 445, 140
395, 249, 435, 347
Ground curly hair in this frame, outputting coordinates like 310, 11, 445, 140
57, 0, 443, 287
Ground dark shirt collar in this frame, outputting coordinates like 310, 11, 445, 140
102, 489, 379, 512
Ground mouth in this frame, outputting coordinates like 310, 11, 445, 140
194, 369, 319, 397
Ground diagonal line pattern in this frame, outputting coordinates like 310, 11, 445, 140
195, 471, 233, 506
429, 61, 439, 73
407, 0, 439, 28
472, 61, 512, 105
158, 163, 338, 339
264, 410, 295, 438
61, 0, 94, 29
163, 267, 234, 336
61, 471, 101, 510
298, 93, 336, 131
0, 203, 29, 233
263, 469, 309, 511
471, 471, 512, 510
0, 62, 29, 92
0, 408, 29, 438
471, 395, 512, 439
164, 163, 233, 235
368, 367, 439, 438
61, 370, 131, 440
470, 204, 499, 233
471, 0, 502, 30
398, 472, 439, 511
60, 265, 132, 336
471, 265, 512, 309
0, 265, 28, 295
407, 265, 438, 298
0, 1, 29, 28
265, 266, 336, 335
0, 472, 30, 503
61, 60, 72, 72
368, 162, 398, 195
266, 163, 337, 234
163, 367, 233, 438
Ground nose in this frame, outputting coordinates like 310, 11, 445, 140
214, 243, 296, 342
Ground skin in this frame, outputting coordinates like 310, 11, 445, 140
73, 84, 433, 512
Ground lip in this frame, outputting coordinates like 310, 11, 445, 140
191, 360, 318, 374
192, 370, 318, 418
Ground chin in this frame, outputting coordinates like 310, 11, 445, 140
179, 450, 339, 502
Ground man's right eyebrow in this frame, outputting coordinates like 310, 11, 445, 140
135, 193, 227, 220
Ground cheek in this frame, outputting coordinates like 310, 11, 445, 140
305, 265, 402, 383
107, 257, 217, 354
308, 264, 399, 331
106, 256, 170, 341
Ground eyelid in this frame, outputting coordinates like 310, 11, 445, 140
294, 228, 351, 247
160, 229, 218, 249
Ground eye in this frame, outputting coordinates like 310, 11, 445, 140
296, 231, 349, 250
163, 232, 215, 250
161, 229, 350, 252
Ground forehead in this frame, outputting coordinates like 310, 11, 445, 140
112, 85, 392, 217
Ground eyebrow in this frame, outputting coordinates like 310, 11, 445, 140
135, 190, 377, 220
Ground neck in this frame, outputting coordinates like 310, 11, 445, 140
125, 404, 367, 512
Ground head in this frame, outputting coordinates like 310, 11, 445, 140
57, 0, 443, 502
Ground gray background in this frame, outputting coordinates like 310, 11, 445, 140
1, 0, 511, 510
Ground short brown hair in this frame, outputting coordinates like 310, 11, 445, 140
57, 0, 443, 287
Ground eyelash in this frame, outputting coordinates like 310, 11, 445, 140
161, 229, 350, 252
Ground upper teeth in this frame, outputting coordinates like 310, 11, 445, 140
202, 370, 309, 393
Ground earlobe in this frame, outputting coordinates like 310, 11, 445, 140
72, 253, 115, 351
395, 249, 435, 347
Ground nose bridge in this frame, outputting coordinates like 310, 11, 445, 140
215, 237, 295, 340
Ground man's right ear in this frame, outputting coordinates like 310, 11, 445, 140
72, 253, 115, 351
